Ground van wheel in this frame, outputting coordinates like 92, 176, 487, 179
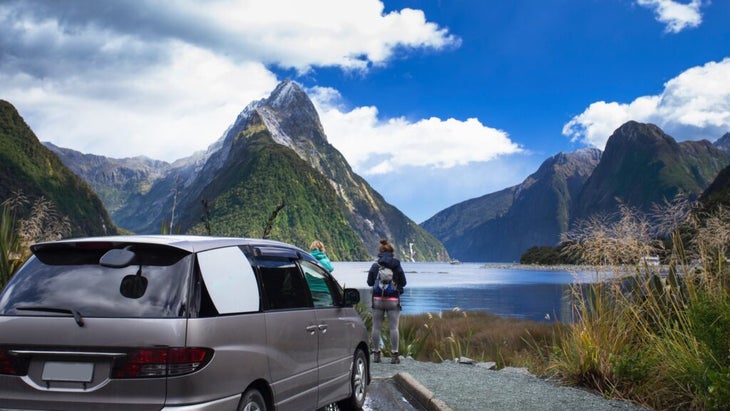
337, 348, 368, 410
238, 388, 267, 411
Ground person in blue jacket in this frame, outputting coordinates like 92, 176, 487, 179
309, 240, 334, 272
367, 238, 407, 364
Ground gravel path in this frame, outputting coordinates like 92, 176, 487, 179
369, 357, 651, 411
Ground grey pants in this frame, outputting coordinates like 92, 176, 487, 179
371, 297, 401, 353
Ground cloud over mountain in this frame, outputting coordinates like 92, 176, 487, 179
0, 0, 459, 161
563, 57, 730, 149
310, 86, 522, 176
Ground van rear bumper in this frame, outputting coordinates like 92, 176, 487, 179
0, 394, 241, 411
162, 394, 241, 410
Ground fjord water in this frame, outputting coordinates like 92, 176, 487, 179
331, 262, 600, 322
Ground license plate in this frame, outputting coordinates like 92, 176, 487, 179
42, 361, 94, 382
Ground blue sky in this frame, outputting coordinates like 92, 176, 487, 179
1, 1, 729, 223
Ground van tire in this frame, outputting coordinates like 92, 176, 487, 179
337, 348, 368, 410
239, 388, 267, 411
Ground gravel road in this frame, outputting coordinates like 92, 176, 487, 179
367, 356, 651, 411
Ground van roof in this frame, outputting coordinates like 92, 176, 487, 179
32, 235, 301, 253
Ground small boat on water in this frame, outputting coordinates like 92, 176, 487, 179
449, 259, 461, 265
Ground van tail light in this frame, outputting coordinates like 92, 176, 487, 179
0, 349, 30, 376
112, 347, 213, 378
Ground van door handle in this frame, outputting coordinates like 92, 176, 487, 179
305, 325, 317, 334
318, 323, 328, 334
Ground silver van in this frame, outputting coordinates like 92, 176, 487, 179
0, 235, 370, 410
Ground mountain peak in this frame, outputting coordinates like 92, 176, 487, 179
714, 131, 730, 152
267, 80, 309, 110
251, 80, 327, 155
261, 80, 322, 136
612, 121, 668, 141
575, 121, 729, 221
603, 121, 677, 157
548, 148, 602, 167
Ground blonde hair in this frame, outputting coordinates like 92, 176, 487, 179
310, 240, 325, 252
378, 238, 394, 253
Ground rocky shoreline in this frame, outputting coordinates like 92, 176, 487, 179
478, 263, 597, 272
480, 262, 670, 276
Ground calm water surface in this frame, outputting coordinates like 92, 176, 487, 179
330, 262, 602, 322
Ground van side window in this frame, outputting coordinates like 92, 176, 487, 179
197, 247, 260, 314
300, 260, 335, 307
258, 258, 311, 310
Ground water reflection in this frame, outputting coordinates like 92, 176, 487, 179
332, 262, 598, 322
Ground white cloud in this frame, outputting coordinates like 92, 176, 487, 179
0, 0, 459, 73
199, 0, 461, 71
636, 0, 703, 33
310, 87, 523, 176
1, 43, 280, 160
563, 58, 730, 148
0, 0, 459, 161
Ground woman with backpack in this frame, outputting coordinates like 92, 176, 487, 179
367, 238, 407, 364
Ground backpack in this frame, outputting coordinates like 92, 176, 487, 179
373, 264, 396, 297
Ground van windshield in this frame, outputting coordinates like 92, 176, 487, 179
0, 247, 193, 318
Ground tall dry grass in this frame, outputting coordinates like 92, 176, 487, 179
402, 309, 561, 369
0, 191, 71, 289
357, 303, 562, 371
549, 197, 730, 410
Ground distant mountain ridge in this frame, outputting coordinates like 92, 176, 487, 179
422, 148, 601, 262
423, 121, 730, 262
48, 81, 448, 261
573, 121, 729, 221
713, 132, 730, 152
23, 88, 730, 262
44, 142, 173, 215
0, 100, 116, 237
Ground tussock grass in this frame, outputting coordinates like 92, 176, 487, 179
0, 191, 71, 289
548, 198, 730, 410
358, 304, 562, 372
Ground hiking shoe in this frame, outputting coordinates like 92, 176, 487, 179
373, 351, 381, 363
390, 352, 400, 364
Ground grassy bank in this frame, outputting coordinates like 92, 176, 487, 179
363, 266, 729, 410
544, 203, 730, 410
365, 203, 730, 410
360, 304, 562, 371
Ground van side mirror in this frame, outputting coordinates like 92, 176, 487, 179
342, 288, 360, 306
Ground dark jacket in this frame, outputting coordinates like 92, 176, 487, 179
367, 252, 407, 295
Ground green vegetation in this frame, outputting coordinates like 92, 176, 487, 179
545, 199, 730, 410
0, 197, 22, 288
0, 191, 71, 289
0, 100, 116, 237
520, 244, 579, 265
181, 130, 370, 260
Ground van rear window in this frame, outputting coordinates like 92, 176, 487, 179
0, 248, 193, 318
